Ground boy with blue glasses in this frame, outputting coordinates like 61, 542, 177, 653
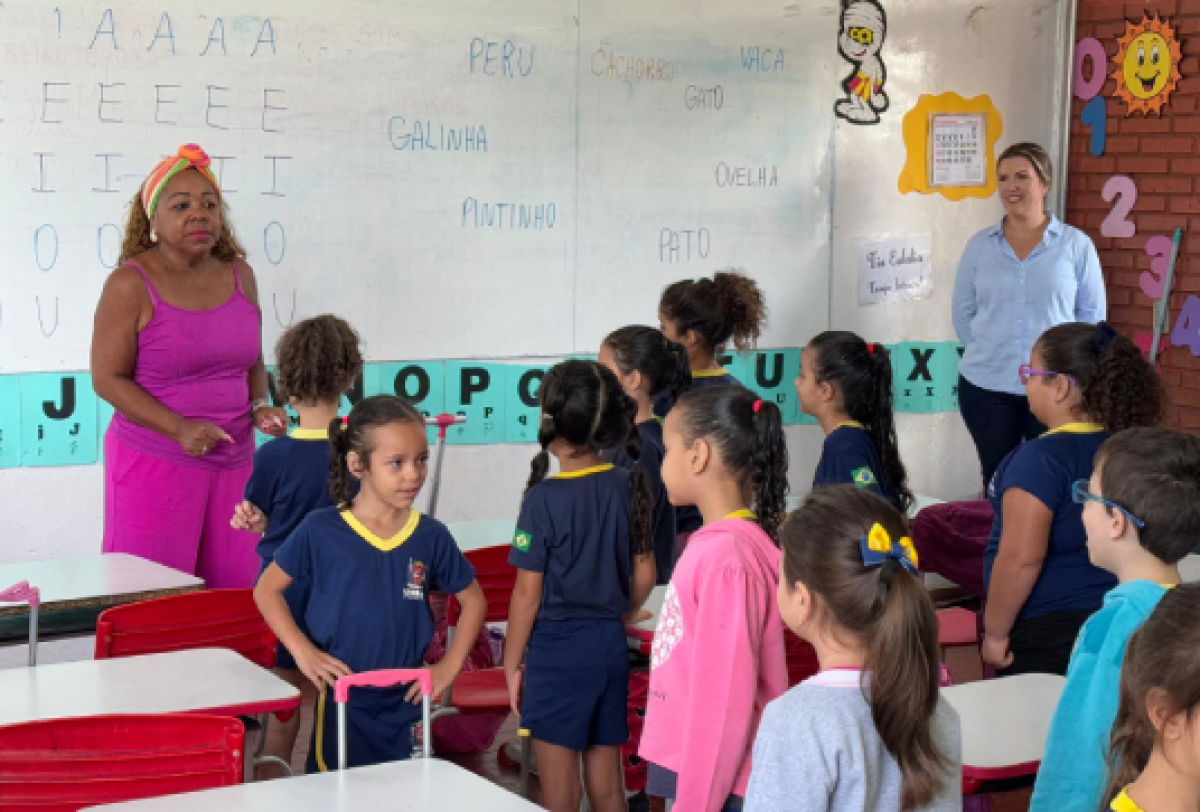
1030, 427, 1200, 812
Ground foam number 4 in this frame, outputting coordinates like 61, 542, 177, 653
1141, 235, 1174, 299
1169, 295, 1200, 356
1100, 176, 1138, 239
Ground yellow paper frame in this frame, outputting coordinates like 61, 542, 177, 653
899, 92, 1003, 201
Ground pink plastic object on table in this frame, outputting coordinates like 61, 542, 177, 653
0, 581, 41, 667
334, 669, 434, 769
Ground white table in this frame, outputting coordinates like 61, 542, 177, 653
0, 647, 299, 726
445, 519, 516, 553
1181, 554, 1200, 583
942, 673, 1065, 782
83, 757, 543, 811
0, 553, 202, 616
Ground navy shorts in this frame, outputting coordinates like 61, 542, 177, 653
521, 618, 629, 751
256, 558, 310, 671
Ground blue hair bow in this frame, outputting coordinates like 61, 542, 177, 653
860, 523, 919, 574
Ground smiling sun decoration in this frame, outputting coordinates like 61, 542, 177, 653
1112, 14, 1183, 116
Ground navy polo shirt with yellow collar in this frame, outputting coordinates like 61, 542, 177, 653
245, 427, 335, 562
510, 464, 633, 621
813, 421, 903, 513
983, 423, 1116, 621
273, 506, 475, 771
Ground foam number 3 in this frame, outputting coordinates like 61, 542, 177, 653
1141, 235, 1174, 299
1100, 176, 1138, 239
1169, 295, 1200, 356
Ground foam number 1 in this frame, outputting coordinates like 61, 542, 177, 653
1100, 176, 1138, 239
1169, 295, 1200, 356
1081, 97, 1107, 157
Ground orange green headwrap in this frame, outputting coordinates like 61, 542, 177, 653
141, 144, 220, 220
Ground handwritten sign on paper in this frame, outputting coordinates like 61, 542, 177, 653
858, 234, 932, 307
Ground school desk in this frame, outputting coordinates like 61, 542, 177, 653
0, 553, 202, 643
1181, 554, 1200, 583
942, 673, 1065, 785
0, 647, 299, 779
83, 757, 543, 811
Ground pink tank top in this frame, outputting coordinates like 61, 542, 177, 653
109, 262, 260, 469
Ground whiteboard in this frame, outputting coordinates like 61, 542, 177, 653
0, 0, 836, 373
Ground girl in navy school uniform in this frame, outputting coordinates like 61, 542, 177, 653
503, 360, 657, 812
231, 314, 363, 770
254, 395, 487, 771
600, 325, 692, 584
794, 331, 914, 515
658, 270, 768, 544
982, 322, 1163, 677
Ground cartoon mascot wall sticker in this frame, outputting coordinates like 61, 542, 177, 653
835, 0, 888, 125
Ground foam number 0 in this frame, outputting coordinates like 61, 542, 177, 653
1100, 176, 1138, 239
1169, 295, 1200, 356
1140, 235, 1173, 299
1074, 38, 1107, 101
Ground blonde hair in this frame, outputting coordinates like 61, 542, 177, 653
118, 183, 246, 265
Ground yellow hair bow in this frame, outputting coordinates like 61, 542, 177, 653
860, 523, 919, 574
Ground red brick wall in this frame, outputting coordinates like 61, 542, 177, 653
1069, 0, 1199, 432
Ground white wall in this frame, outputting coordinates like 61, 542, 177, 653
829, 0, 1070, 503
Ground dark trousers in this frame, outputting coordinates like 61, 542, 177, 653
959, 375, 1046, 490
998, 610, 1093, 677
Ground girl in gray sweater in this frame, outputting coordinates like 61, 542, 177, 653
745, 486, 962, 812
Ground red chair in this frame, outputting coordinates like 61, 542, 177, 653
94, 588, 276, 667
94, 589, 290, 777
0, 713, 244, 812
441, 546, 519, 714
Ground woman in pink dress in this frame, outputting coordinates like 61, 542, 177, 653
91, 144, 288, 588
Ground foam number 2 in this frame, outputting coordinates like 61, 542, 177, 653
1169, 295, 1200, 355
1100, 176, 1137, 239
1141, 235, 1173, 299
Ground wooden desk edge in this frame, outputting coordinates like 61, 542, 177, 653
0, 583, 204, 617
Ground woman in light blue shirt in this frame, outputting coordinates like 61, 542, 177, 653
952, 142, 1106, 488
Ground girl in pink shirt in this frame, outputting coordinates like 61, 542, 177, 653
639, 386, 790, 812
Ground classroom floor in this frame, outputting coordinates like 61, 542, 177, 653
267, 643, 1032, 811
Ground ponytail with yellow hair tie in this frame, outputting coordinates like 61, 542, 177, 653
860, 522, 919, 574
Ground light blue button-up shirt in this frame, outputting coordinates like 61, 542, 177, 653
952, 216, 1106, 396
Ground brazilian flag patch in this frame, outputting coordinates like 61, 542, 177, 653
513, 529, 532, 552
851, 467, 877, 487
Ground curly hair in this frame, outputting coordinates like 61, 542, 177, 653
118, 185, 246, 265
274, 315, 364, 405
659, 270, 768, 353
674, 386, 789, 541
1036, 322, 1164, 433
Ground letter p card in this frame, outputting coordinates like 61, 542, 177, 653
446, 362, 506, 445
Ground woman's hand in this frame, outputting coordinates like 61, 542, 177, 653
253, 405, 288, 437
175, 418, 233, 458
231, 500, 268, 534
505, 665, 524, 718
981, 632, 1014, 670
